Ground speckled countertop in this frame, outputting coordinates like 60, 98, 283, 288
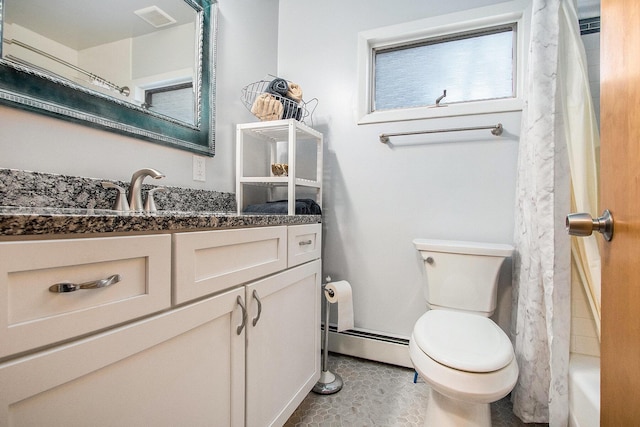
0, 206, 321, 236
0, 169, 320, 237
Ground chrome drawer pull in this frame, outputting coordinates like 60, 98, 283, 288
49, 274, 121, 293
252, 289, 262, 327
236, 296, 247, 335
299, 239, 313, 246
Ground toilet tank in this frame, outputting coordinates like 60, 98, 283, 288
413, 239, 514, 316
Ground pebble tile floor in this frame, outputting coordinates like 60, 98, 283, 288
285, 353, 549, 427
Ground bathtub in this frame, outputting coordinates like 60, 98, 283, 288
569, 354, 600, 427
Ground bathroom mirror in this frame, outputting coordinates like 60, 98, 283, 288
0, 0, 216, 156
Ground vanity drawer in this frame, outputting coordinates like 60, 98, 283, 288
173, 226, 287, 304
0, 234, 171, 359
288, 223, 322, 267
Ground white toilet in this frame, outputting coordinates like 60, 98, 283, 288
410, 239, 518, 427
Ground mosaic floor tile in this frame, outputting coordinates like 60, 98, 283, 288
285, 353, 549, 427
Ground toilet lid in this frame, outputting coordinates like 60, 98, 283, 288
413, 310, 514, 373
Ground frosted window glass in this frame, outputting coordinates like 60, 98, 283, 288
374, 28, 514, 111
148, 86, 194, 124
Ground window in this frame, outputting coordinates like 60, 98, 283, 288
145, 82, 194, 124
357, 2, 527, 124
373, 26, 515, 111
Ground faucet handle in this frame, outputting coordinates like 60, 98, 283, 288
101, 182, 130, 211
144, 187, 167, 212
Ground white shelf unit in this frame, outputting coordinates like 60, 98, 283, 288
236, 119, 323, 215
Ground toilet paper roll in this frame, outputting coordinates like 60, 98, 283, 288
325, 280, 354, 332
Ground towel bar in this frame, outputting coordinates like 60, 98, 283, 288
379, 123, 503, 143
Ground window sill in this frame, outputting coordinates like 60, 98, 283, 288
358, 97, 523, 125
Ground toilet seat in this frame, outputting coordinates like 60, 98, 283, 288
409, 335, 519, 404
413, 310, 513, 373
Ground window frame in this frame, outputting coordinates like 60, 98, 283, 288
357, 1, 529, 125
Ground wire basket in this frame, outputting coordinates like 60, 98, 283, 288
241, 76, 318, 126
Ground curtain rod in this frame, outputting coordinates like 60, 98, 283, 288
3, 38, 130, 96
379, 123, 503, 144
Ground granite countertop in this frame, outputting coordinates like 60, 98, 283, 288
0, 169, 321, 236
0, 206, 321, 236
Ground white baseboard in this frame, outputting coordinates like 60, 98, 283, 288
327, 330, 414, 369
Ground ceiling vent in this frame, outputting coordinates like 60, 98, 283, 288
134, 6, 177, 28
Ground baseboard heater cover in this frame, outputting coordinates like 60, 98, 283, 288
324, 324, 413, 368
326, 324, 409, 345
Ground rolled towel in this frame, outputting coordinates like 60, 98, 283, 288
266, 78, 289, 97
286, 82, 303, 102
282, 99, 303, 120
251, 93, 283, 121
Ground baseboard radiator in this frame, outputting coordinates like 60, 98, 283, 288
324, 324, 414, 369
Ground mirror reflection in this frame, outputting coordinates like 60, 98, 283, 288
2, 0, 199, 125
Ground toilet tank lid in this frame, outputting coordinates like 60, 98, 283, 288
412, 239, 514, 257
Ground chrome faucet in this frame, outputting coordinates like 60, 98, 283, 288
128, 168, 165, 211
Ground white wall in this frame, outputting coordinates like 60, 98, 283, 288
278, 0, 522, 339
0, 0, 279, 191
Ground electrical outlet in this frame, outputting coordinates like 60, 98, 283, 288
193, 155, 206, 182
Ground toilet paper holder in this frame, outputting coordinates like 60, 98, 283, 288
312, 276, 344, 395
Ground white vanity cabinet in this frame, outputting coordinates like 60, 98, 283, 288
0, 287, 245, 427
0, 222, 322, 427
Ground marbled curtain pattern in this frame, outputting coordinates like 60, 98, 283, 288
511, 0, 573, 425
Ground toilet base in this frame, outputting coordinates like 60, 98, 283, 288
426, 389, 491, 427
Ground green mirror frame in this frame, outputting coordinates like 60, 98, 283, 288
0, 0, 217, 156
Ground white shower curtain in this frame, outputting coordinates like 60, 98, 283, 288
511, 0, 593, 425
560, 1, 602, 339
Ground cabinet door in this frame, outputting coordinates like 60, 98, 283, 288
245, 260, 321, 427
0, 288, 246, 427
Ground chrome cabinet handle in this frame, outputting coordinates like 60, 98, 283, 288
236, 296, 247, 335
49, 274, 121, 293
566, 209, 614, 241
252, 289, 262, 327
299, 239, 313, 246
